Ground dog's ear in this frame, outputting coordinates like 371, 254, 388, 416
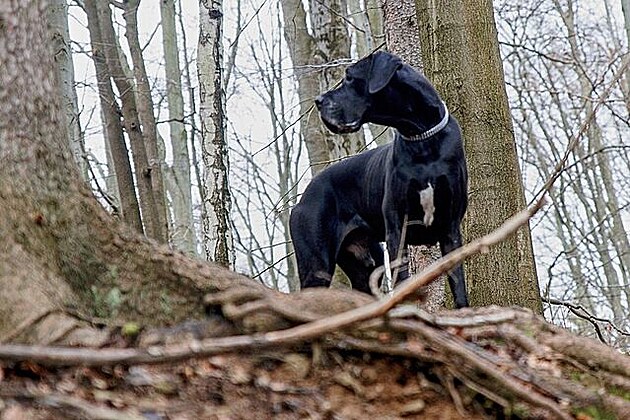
368, 52, 402, 94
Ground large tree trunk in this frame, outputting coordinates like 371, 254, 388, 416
416, 0, 542, 312
198, 0, 234, 266
0, 0, 244, 343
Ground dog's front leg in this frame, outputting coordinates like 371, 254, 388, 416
440, 225, 468, 308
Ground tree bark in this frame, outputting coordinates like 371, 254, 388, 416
198, 0, 234, 266
94, 0, 165, 242
84, 0, 143, 233
122, 0, 169, 243
160, 0, 197, 256
45, 0, 86, 179
415, 0, 542, 312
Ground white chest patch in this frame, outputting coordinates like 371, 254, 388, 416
419, 184, 435, 226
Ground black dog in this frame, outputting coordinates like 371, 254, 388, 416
289, 51, 469, 308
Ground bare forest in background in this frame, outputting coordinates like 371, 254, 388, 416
57, 0, 630, 348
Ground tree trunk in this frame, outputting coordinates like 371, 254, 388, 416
176, 0, 205, 219
620, 0, 630, 113
308, 0, 365, 161
0, 0, 249, 344
279, 0, 327, 174
45, 0, 86, 179
280, 0, 364, 175
122, 0, 169, 243
84, 0, 143, 234
347, 0, 370, 57
415, 0, 542, 312
94, 0, 165, 242
382, 0, 445, 312
198, 0, 234, 266
160, 0, 197, 256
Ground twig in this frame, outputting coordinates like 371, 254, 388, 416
529, 53, 630, 204
439, 367, 467, 417
543, 297, 630, 339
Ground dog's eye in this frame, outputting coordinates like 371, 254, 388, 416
345, 74, 354, 83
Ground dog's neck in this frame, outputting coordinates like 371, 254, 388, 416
401, 101, 449, 142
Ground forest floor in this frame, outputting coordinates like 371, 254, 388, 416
0, 349, 493, 419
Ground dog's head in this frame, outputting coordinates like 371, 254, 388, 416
315, 51, 442, 136
315, 51, 402, 134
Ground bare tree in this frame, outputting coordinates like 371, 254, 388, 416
199, 0, 234, 266
84, 0, 143, 233
121, 0, 169, 242
161, 0, 197, 256
93, 0, 166, 242
497, 0, 629, 345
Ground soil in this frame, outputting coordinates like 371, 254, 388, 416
0, 350, 492, 419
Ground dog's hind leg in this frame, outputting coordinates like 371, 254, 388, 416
337, 254, 372, 294
337, 228, 380, 294
290, 204, 336, 290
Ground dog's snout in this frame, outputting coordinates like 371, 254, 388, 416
314, 95, 324, 109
